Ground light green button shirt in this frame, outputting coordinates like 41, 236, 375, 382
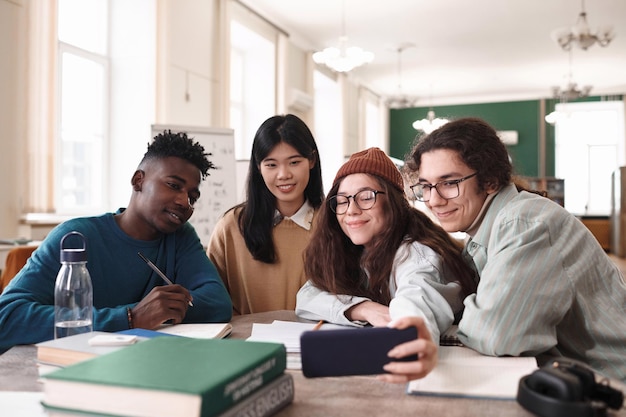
458, 183, 626, 383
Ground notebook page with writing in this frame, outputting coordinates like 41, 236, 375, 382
407, 346, 538, 400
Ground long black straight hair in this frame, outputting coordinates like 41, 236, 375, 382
236, 114, 324, 263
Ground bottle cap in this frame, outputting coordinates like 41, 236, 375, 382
59, 231, 88, 263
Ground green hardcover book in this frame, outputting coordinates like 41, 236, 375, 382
41, 337, 287, 417
217, 372, 294, 417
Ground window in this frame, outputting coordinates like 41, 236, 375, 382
314, 70, 343, 194
555, 100, 626, 215
57, 0, 109, 214
230, 13, 276, 160
363, 92, 384, 150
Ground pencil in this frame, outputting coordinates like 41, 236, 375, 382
137, 252, 194, 307
312, 320, 324, 331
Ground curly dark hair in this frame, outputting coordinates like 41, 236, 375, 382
142, 130, 215, 180
406, 117, 512, 191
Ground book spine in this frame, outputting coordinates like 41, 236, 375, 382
203, 347, 288, 417
217, 373, 294, 417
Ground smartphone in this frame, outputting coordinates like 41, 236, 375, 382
300, 326, 418, 378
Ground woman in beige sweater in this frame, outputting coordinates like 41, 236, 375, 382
208, 114, 324, 314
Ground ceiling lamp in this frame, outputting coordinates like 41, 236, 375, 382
545, 49, 592, 125
545, 108, 570, 125
413, 110, 449, 134
312, 0, 374, 73
544, 83, 592, 125
387, 42, 419, 109
550, 82, 592, 102
552, 0, 614, 51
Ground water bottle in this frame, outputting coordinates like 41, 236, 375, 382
54, 231, 93, 339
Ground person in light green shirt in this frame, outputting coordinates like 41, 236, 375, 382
403, 117, 626, 383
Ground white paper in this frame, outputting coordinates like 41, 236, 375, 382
247, 320, 346, 353
156, 322, 232, 339
0, 392, 46, 417
407, 346, 538, 399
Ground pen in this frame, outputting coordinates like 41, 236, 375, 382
312, 320, 324, 331
137, 252, 193, 306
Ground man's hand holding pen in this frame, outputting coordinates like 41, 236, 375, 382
132, 252, 194, 328
129, 285, 193, 329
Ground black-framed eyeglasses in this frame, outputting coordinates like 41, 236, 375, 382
328, 189, 386, 214
410, 172, 478, 202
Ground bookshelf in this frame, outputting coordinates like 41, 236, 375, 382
523, 177, 565, 207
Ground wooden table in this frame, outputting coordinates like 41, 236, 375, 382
1, 310, 624, 417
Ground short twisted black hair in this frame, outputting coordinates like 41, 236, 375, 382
142, 130, 215, 179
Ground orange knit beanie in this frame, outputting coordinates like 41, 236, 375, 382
333, 147, 404, 191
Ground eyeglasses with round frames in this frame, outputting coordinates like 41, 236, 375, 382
329, 189, 386, 214
410, 172, 478, 202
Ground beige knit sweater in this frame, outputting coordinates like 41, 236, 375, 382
208, 208, 318, 315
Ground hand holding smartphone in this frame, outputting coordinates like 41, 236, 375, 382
300, 326, 418, 377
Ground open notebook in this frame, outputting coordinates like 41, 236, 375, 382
247, 320, 347, 370
407, 346, 538, 400
247, 320, 346, 353
155, 322, 232, 339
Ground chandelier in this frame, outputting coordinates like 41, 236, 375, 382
544, 83, 591, 125
552, 0, 614, 51
312, 0, 374, 73
545, 50, 592, 125
550, 82, 592, 102
387, 43, 418, 109
413, 110, 449, 134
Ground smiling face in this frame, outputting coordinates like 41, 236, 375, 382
126, 156, 201, 240
259, 141, 314, 216
335, 173, 388, 248
418, 148, 494, 233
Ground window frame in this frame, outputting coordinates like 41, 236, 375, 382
229, 3, 277, 161
52, 0, 112, 215
55, 40, 110, 214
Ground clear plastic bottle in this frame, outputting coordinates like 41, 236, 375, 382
54, 231, 93, 339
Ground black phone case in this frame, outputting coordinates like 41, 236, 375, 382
300, 326, 418, 378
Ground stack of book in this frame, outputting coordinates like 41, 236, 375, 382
41, 336, 294, 417
247, 319, 347, 370
35, 323, 233, 374
36, 331, 158, 371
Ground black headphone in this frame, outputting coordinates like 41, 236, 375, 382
517, 358, 624, 417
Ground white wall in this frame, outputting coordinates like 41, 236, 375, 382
158, 0, 218, 127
